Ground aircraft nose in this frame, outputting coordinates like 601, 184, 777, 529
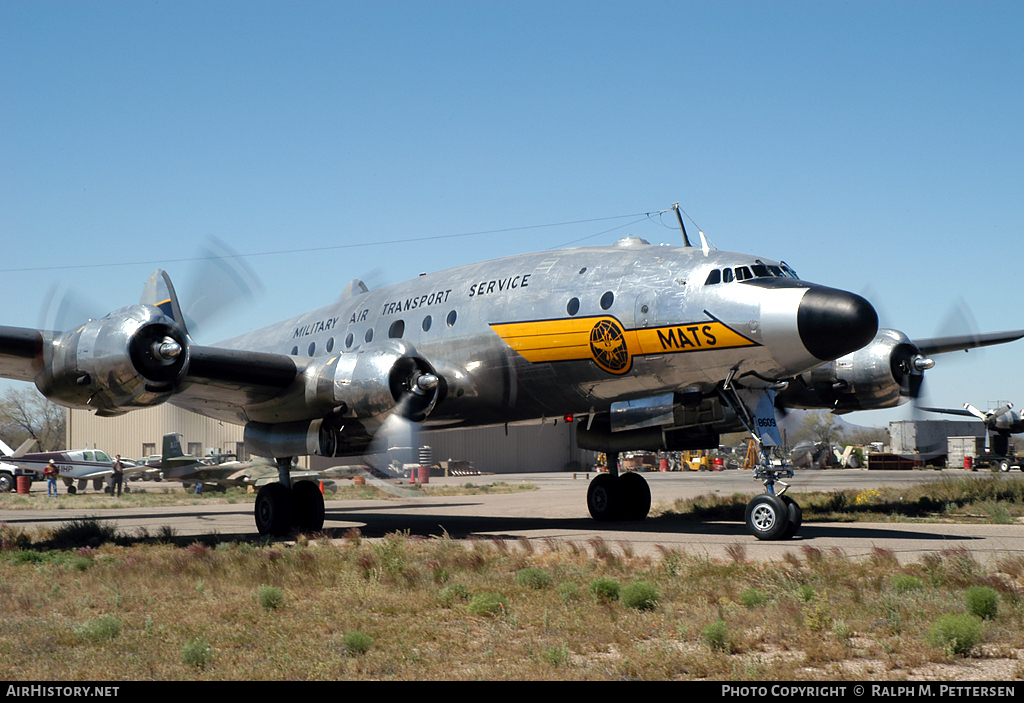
797, 287, 878, 361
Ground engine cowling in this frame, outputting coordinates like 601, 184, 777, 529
777, 329, 931, 413
35, 305, 190, 416
245, 340, 442, 458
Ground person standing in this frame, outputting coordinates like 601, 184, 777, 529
43, 459, 58, 497
111, 455, 124, 497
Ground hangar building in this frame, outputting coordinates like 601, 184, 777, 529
67, 405, 594, 474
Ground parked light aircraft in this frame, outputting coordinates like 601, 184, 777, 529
0, 437, 137, 494
1, 210, 1021, 538
156, 432, 325, 491
922, 402, 1024, 470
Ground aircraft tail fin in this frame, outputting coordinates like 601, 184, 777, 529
162, 433, 185, 463
141, 270, 187, 332
11, 438, 36, 457
0, 439, 13, 456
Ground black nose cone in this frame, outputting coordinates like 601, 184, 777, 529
798, 287, 878, 361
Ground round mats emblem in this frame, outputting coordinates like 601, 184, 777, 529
589, 318, 630, 374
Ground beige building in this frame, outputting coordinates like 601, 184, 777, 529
67, 405, 593, 474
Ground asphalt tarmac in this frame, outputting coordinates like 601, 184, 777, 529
4, 468, 1024, 565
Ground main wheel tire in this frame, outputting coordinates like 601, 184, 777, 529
291, 481, 325, 533
587, 473, 620, 521
0, 472, 12, 493
255, 483, 292, 536
619, 471, 651, 521
1000, 460, 1011, 473
744, 494, 791, 541
780, 495, 802, 540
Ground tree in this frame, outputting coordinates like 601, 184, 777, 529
0, 386, 66, 451
798, 410, 844, 445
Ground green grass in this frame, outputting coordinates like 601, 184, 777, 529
662, 474, 1024, 525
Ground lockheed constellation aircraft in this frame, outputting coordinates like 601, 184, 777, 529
1, 209, 1020, 539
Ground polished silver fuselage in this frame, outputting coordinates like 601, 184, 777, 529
206, 239, 827, 431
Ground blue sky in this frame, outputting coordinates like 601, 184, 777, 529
2, 1, 1022, 429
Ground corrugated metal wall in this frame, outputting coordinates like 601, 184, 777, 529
68, 405, 245, 462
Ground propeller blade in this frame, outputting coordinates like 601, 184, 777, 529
963, 403, 988, 422
180, 236, 264, 339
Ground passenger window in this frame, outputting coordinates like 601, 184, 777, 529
308, 342, 316, 356
567, 297, 580, 316
422, 315, 432, 332
291, 346, 299, 355
389, 320, 405, 339
345, 333, 354, 349
365, 328, 374, 343
326, 337, 334, 353
600, 291, 614, 310
704, 269, 721, 285
722, 268, 734, 283
446, 310, 458, 327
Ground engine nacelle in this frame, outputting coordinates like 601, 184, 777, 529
35, 305, 189, 416
247, 340, 443, 458
777, 329, 929, 412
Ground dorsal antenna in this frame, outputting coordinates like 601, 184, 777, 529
672, 203, 692, 247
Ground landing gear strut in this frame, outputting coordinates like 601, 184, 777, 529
254, 457, 325, 536
587, 451, 652, 522
719, 383, 802, 541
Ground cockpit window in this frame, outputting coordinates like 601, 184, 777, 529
780, 261, 799, 279
704, 269, 721, 285
722, 267, 734, 283
751, 263, 770, 278
735, 266, 752, 281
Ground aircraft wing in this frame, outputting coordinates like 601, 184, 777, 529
0, 324, 303, 420
0, 326, 49, 383
912, 329, 1024, 356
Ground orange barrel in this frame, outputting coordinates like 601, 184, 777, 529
417, 465, 429, 484
964, 456, 973, 471
713, 457, 724, 471
353, 476, 366, 486
16, 476, 31, 494
659, 458, 669, 472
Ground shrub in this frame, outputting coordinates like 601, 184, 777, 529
468, 592, 507, 617
516, 567, 553, 590
965, 585, 999, 620
740, 588, 768, 608
891, 574, 924, 593
257, 585, 285, 610
542, 645, 570, 667
702, 619, 730, 652
588, 577, 621, 603
75, 615, 121, 643
621, 581, 660, 611
928, 613, 982, 657
343, 631, 373, 655
436, 584, 469, 607
182, 637, 213, 670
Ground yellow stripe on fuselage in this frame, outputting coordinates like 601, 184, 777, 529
490, 316, 757, 375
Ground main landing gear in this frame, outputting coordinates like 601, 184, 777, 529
254, 457, 325, 537
587, 452, 652, 522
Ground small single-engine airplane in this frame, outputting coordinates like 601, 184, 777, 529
1, 207, 1021, 538
0, 437, 136, 494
